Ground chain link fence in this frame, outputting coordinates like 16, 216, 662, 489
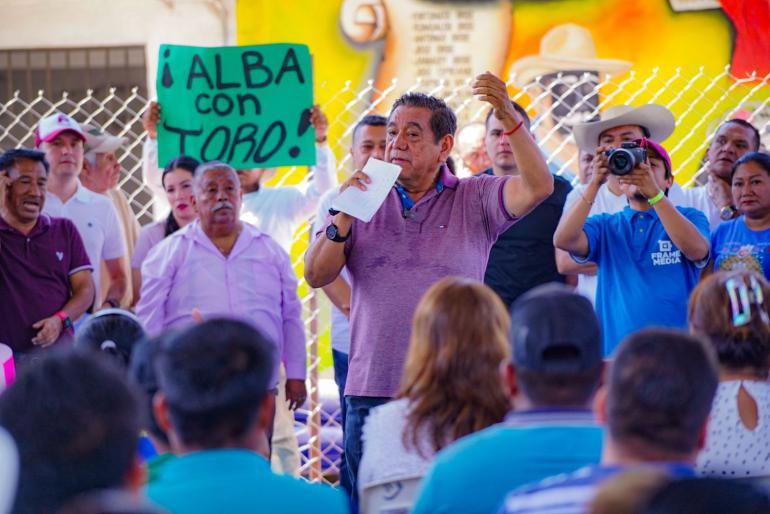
2, 67, 769, 485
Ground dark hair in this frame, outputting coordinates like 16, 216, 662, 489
155, 319, 275, 449
75, 309, 146, 368
0, 147, 50, 174
161, 155, 199, 237
723, 118, 761, 152
390, 92, 457, 143
0, 349, 141, 514
607, 329, 718, 456
128, 334, 172, 447
485, 101, 532, 131
352, 114, 387, 143
731, 151, 770, 182
516, 364, 603, 408
641, 478, 770, 514
689, 271, 770, 376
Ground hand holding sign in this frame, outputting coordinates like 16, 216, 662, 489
156, 43, 316, 169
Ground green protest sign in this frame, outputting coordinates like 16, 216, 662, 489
156, 43, 315, 169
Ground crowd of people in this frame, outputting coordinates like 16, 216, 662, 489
0, 67, 769, 514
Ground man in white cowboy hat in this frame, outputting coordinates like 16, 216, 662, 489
38, 112, 127, 314
511, 23, 631, 175
81, 124, 140, 308
555, 104, 712, 305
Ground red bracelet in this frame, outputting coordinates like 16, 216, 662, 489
502, 120, 524, 137
54, 311, 74, 334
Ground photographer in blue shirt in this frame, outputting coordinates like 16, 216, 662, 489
554, 138, 710, 355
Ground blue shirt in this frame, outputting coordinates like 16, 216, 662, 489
411, 410, 602, 514
498, 463, 695, 514
575, 206, 709, 355
146, 449, 349, 514
711, 216, 770, 279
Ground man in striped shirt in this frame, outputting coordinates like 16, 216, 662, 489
498, 328, 718, 514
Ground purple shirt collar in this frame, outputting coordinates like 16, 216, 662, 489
0, 213, 51, 237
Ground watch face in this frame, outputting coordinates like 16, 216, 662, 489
720, 207, 734, 220
326, 224, 338, 240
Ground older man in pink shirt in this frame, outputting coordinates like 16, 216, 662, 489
136, 161, 307, 409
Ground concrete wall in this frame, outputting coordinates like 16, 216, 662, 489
0, 0, 237, 96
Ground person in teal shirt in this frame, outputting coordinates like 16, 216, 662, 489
411, 284, 605, 514
710, 152, 770, 279
147, 319, 349, 514
554, 138, 710, 355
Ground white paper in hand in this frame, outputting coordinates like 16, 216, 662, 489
331, 159, 401, 222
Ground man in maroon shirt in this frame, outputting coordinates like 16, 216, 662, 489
0, 148, 94, 355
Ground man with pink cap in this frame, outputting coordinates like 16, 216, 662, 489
37, 112, 127, 312
554, 137, 710, 355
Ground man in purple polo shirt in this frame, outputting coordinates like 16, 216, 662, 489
136, 161, 307, 434
305, 72, 553, 503
0, 148, 94, 355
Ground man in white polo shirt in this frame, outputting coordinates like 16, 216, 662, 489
37, 112, 127, 312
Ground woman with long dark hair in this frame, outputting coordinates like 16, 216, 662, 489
130, 156, 199, 305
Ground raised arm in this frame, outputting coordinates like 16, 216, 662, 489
554, 147, 612, 259
472, 72, 553, 218
619, 161, 710, 262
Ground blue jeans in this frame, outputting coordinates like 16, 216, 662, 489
345, 395, 390, 513
332, 350, 351, 496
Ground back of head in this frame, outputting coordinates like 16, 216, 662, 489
129, 334, 173, 448
391, 92, 457, 142
510, 283, 603, 408
75, 309, 146, 368
689, 271, 770, 377
0, 348, 140, 514
156, 318, 275, 450
399, 277, 510, 453
641, 478, 770, 514
607, 329, 718, 459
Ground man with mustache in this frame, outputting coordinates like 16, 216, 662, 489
0, 148, 94, 355
37, 112, 127, 313
682, 119, 761, 228
554, 138, 710, 356
136, 161, 308, 427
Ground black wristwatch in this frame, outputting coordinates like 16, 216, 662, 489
325, 223, 350, 243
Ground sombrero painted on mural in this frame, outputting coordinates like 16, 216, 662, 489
511, 24, 632, 87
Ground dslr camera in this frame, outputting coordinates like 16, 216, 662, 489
605, 141, 647, 176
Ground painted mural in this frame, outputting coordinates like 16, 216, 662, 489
236, 0, 770, 181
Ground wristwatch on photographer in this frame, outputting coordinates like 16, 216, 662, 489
719, 205, 737, 221
325, 223, 350, 243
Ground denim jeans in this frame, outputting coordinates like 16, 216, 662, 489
344, 395, 390, 513
332, 350, 351, 495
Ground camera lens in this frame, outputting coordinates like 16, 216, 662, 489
608, 150, 633, 175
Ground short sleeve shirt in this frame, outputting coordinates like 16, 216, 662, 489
0, 215, 91, 352
341, 167, 516, 397
483, 172, 572, 307
710, 216, 770, 279
576, 206, 709, 355
43, 181, 126, 302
